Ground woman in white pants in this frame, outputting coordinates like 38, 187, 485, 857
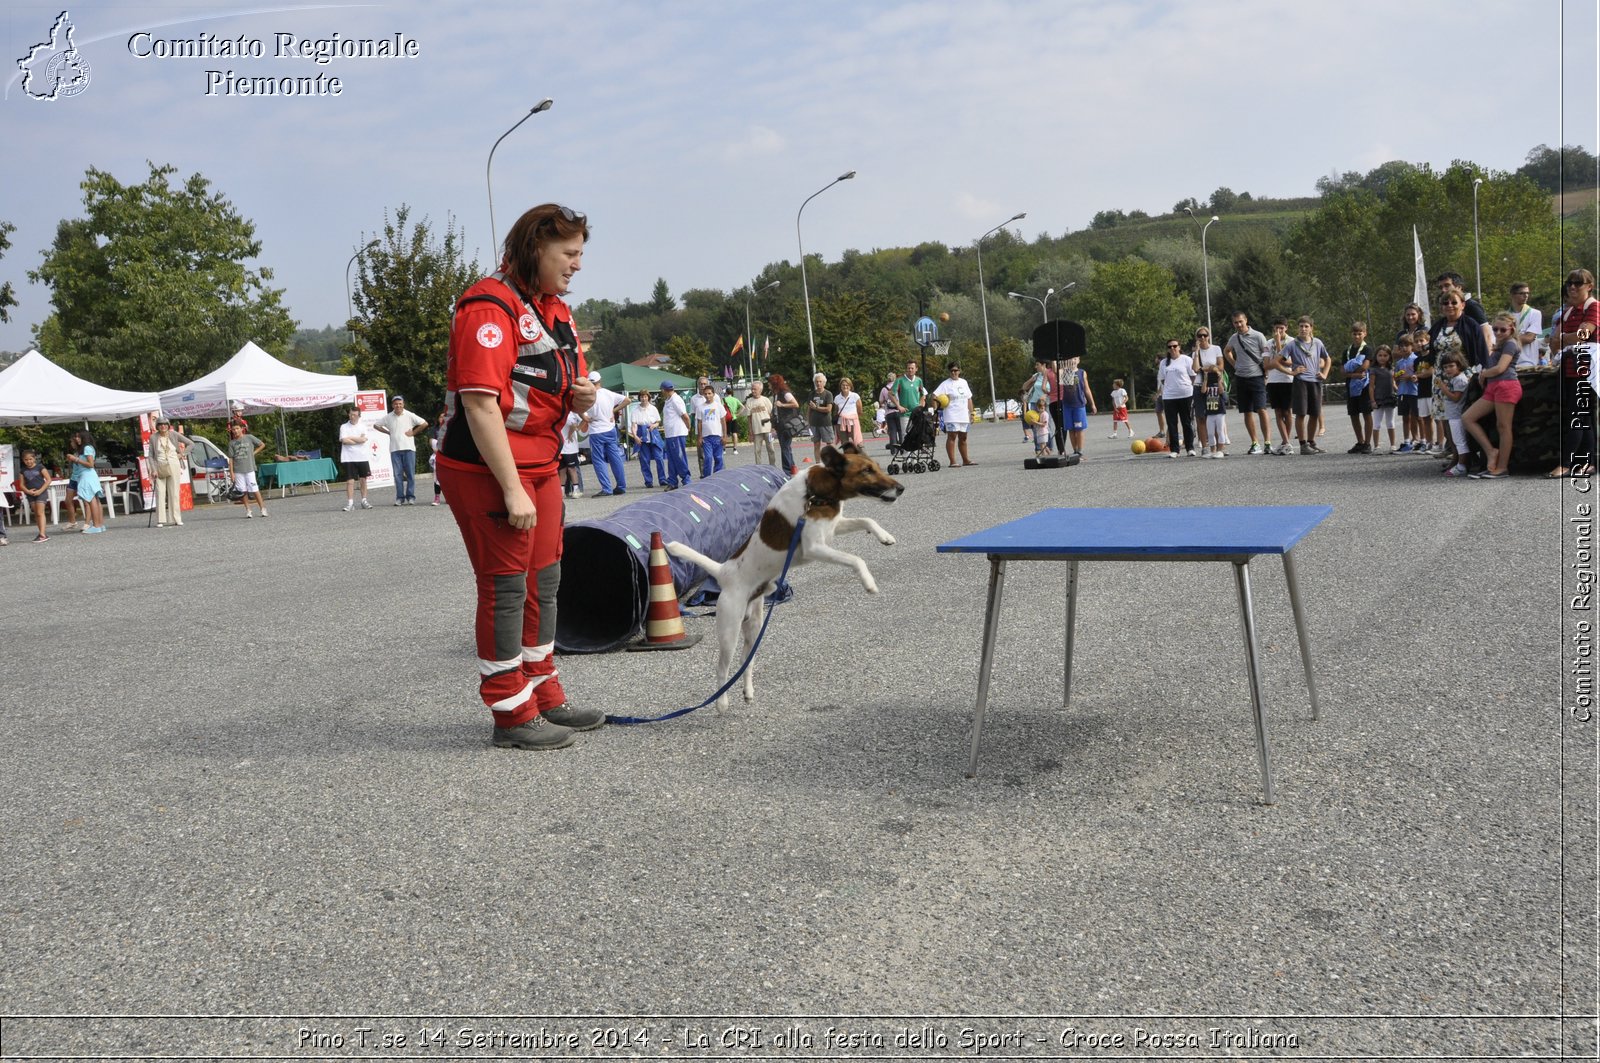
152, 419, 187, 527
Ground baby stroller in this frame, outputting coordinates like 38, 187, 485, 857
886, 403, 940, 474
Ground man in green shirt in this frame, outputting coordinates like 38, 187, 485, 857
893, 359, 925, 423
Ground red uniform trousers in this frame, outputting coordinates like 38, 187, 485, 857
437, 461, 567, 727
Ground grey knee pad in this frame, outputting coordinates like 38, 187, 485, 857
534, 561, 561, 646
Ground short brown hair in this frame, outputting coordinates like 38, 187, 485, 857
501, 204, 589, 297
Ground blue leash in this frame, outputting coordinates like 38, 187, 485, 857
606, 518, 805, 725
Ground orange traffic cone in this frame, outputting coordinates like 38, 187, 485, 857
628, 531, 701, 652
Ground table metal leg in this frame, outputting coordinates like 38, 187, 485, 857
966, 556, 1008, 778
1063, 559, 1079, 708
1231, 560, 1276, 805
1281, 547, 1320, 721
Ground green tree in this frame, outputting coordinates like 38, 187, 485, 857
1288, 162, 1560, 331
0, 220, 17, 323
661, 333, 712, 379
1213, 240, 1297, 328
589, 315, 653, 367
1518, 143, 1600, 193
649, 278, 676, 314
346, 205, 479, 415
1072, 257, 1196, 395
29, 162, 294, 390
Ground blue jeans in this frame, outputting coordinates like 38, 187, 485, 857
664, 436, 692, 487
637, 438, 666, 486
390, 449, 416, 501
699, 435, 725, 478
588, 429, 627, 494
777, 430, 797, 473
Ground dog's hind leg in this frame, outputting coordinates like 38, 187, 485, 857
831, 515, 896, 546
738, 593, 765, 702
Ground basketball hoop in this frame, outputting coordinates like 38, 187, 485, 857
930, 340, 951, 361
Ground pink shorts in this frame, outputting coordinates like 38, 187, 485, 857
1482, 377, 1523, 405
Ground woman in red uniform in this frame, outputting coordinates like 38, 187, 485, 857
437, 204, 602, 749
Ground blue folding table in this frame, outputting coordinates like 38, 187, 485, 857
937, 506, 1331, 804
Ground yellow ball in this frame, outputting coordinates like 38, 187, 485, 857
1023, 409, 1040, 425
936, 393, 950, 408
1131, 439, 1147, 454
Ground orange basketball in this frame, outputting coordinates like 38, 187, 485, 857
939, 312, 950, 322
1145, 436, 1168, 453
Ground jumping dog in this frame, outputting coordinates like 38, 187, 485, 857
666, 443, 903, 709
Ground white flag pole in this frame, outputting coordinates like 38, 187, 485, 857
1413, 226, 1432, 329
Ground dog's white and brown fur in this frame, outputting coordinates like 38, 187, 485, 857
666, 443, 903, 709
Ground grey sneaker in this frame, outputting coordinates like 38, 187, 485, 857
541, 702, 607, 731
342, 501, 354, 512
359, 498, 373, 509
491, 715, 576, 750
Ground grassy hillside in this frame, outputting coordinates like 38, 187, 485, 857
1047, 197, 1321, 261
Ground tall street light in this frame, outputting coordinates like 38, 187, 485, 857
345, 238, 381, 344
486, 98, 554, 253
1185, 207, 1221, 336
744, 279, 779, 381
1007, 281, 1074, 324
1008, 288, 1053, 323
797, 170, 856, 379
977, 211, 1025, 422
1472, 177, 1484, 299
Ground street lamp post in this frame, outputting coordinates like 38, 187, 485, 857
797, 170, 856, 379
1472, 177, 1484, 299
977, 211, 1025, 422
345, 239, 381, 344
744, 279, 779, 380
1007, 288, 1052, 323
1007, 282, 1074, 324
486, 98, 554, 253
1184, 207, 1221, 336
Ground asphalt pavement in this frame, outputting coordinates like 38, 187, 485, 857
3, 414, 1594, 1060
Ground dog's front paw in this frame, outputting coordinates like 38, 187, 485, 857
877, 532, 896, 546
863, 577, 879, 594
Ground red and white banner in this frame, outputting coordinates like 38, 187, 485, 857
355, 389, 393, 489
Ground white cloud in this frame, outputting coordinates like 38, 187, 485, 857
721, 125, 785, 163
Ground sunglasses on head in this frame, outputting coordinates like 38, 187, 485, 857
555, 205, 584, 223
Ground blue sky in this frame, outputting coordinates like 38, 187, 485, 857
1, 0, 1595, 356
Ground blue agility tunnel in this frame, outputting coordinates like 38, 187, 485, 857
555, 465, 789, 653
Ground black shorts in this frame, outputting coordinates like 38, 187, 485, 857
558, 453, 580, 469
1397, 395, 1418, 417
1267, 382, 1294, 413
1346, 390, 1373, 416
1291, 379, 1322, 417
345, 460, 371, 480
1233, 375, 1267, 413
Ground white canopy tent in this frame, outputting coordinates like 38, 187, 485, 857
0, 350, 162, 425
159, 341, 358, 418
